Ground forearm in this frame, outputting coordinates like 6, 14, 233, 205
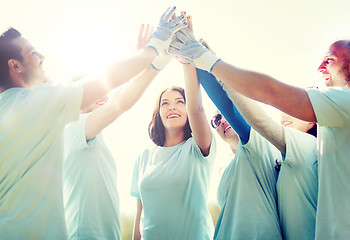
84, 65, 158, 140
104, 47, 157, 89
183, 65, 204, 114
223, 84, 286, 154
111, 66, 158, 113
133, 199, 143, 240
211, 60, 316, 122
81, 47, 157, 110
183, 64, 212, 156
196, 69, 250, 144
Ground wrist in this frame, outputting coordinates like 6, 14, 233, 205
194, 51, 221, 73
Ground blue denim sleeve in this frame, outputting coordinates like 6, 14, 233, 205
197, 68, 251, 144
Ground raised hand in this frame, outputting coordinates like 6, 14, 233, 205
147, 6, 187, 55
136, 24, 153, 51
169, 27, 220, 72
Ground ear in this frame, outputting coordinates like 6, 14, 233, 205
8, 59, 22, 73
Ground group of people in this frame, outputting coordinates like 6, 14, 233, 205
1, 5, 349, 240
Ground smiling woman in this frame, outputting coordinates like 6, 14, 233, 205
150, 86, 191, 146
130, 61, 217, 239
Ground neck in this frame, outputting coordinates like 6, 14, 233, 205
0, 82, 20, 93
229, 142, 237, 153
163, 128, 186, 147
226, 137, 239, 153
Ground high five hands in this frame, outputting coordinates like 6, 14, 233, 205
146, 6, 221, 73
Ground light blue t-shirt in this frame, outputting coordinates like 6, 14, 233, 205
307, 87, 350, 240
131, 136, 216, 240
214, 128, 282, 240
0, 83, 82, 240
277, 127, 318, 240
64, 114, 121, 240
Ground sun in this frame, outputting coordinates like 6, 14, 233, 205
52, 22, 132, 82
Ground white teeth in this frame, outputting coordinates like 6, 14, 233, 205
167, 114, 179, 119
282, 121, 292, 127
97, 101, 106, 105
224, 126, 231, 133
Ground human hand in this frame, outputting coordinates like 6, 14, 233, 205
147, 6, 187, 55
169, 28, 220, 72
199, 39, 216, 55
176, 12, 192, 65
136, 24, 153, 51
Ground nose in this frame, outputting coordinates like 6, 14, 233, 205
38, 52, 45, 61
220, 118, 227, 126
318, 62, 326, 73
168, 105, 175, 110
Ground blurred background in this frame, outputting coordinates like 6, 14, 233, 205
2, 0, 350, 238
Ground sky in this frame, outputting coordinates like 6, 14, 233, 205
2, 0, 350, 216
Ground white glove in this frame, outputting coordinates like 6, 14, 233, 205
147, 6, 187, 55
169, 28, 220, 72
151, 53, 173, 71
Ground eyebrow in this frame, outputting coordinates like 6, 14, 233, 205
161, 97, 184, 102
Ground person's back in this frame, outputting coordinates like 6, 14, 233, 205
0, 83, 82, 239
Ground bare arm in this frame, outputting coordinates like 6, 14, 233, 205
84, 24, 159, 140
211, 60, 317, 122
223, 84, 287, 154
80, 47, 157, 111
133, 199, 143, 240
183, 64, 212, 156
80, 6, 187, 111
85, 66, 159, 140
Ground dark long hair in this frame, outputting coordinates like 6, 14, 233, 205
0, 28, 23, 87
148, 86, 192, 146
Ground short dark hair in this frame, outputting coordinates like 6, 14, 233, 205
148, 86, 192, 146
0, 28, 23, 86
333, 40, 350, 83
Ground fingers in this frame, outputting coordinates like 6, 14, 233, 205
137, 24, 152, 51
175, 30, 190, 44
161, 6, 177, 23
180, 11, 193, 33
187, 15, 193, 33
138, 24, 145, 43
175, 28, 194, 44
168, 14, 186, 28
144, 24, 151, 41
199, 39, 216, 55
169, 40, 184, 52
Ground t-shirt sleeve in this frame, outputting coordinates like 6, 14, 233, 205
130, 155, 141, 199
307, 87, 350, 127
64, 114, 96, 155
242, 128, 265, 156
190, 133, 217, 164
284, 127, 317, 168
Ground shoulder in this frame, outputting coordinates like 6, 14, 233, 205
307, 87, 350, 127
307, 87, 350, 105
